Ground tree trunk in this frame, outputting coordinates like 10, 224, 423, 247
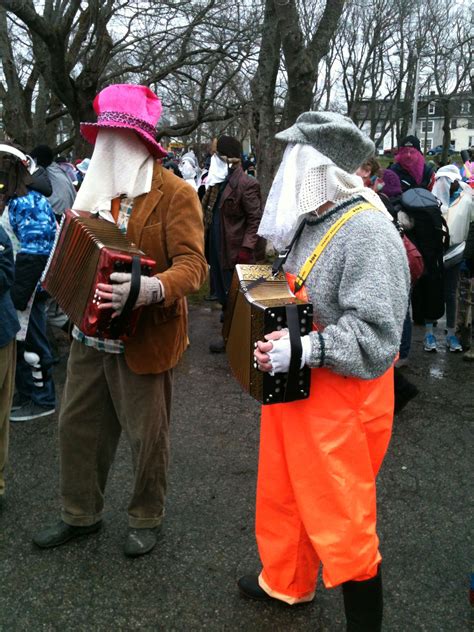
440, 98, 452, 166
250, 0, 281, 202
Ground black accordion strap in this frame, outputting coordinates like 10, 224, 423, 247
284, 304, 303, 401
121, 255, 142, 318
271, 217, 307, 277
111, 255, 141, 336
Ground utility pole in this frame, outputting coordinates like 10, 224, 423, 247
410, 49, 421, 136
423, 77, 431, 156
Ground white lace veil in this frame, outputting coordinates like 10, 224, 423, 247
258, 143, 389, 250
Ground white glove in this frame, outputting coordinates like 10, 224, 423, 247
100, 273, 163, 316
267, 333, 312, 375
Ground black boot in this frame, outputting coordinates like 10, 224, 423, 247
394, 369, 419, 414
342, 567, 383, 632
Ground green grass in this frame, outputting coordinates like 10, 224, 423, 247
187, 276, 213, 305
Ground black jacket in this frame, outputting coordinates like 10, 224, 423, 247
390, 163, 434, 193
29, 166, 52, 197
0, 226, 20, 347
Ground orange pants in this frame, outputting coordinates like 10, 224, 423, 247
256, 365, 394, 604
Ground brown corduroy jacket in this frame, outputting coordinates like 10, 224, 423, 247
124, 163, 207, 374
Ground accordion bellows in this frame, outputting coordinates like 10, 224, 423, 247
223, 264, 313, 404
42, 210, 155, 339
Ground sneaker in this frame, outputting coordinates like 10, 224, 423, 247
446, 335, 463, 352
10, 402, 55, 422
423, 333, 437, 352
11, 393, 30, 411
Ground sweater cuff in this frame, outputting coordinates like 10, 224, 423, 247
306, 331, 328, 368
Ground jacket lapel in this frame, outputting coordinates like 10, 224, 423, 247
219, 166, 242, 207
127, 162, 163, 244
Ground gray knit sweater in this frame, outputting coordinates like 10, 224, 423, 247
285, 196, 410, 379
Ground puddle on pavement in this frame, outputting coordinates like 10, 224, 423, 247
429, 364, 445, 379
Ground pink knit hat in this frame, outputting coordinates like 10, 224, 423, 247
80, 84, 167, 158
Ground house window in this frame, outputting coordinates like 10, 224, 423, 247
428, 102, 435, 115
421, 120, 434, 133
451, 119, 457, 129
460, 101, 471, 114
423, 139, 433, 151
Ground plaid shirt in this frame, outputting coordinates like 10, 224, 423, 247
72, 198, 134, 353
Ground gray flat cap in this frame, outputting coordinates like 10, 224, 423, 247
275, 111, 375, 173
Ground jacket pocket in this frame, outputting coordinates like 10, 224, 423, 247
150, 299, 183, 325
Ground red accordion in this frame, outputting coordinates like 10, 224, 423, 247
42, 210, 155, 339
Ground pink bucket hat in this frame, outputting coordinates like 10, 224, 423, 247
80, 84, 167, 158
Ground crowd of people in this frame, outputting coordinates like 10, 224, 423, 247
0, 83, 473, 632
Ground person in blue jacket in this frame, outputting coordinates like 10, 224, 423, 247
0, 145, 57, 422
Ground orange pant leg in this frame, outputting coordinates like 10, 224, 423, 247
256, 401, 320, 604
256, 367, 393, 600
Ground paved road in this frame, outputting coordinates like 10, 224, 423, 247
0, 305, 472, 631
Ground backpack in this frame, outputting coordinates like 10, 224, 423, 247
399, 188, 448, 273
400, 188, 448, 321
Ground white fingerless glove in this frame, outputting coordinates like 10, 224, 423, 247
109, 272, 164, 315
267, 333, 312, 375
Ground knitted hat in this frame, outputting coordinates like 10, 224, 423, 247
399, 135, 421, 153
216, 135, 242, 159
274, 111, 375, 173
30, 144, 54, 167
382, 169, 402, 198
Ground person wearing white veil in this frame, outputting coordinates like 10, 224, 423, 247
429, 164, 473, 352
32, 84, 207, 559
238, 112, 410, 632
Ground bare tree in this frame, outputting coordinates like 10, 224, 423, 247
0, 0, 258, 155
251, 0, 346, 198
424, 0, 472, 163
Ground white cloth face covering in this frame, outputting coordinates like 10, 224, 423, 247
432, 176, 452, 213
205, 154, 228, 188
258, 143, 389, 251
72, 128, 154, 216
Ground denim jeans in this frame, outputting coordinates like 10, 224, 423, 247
16, 294, 55, 407
444, 263, 461, 329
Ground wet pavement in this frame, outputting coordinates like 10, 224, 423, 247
0, 305, 472, 631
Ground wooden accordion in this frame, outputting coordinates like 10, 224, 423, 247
42, 209, 155, 340
223, 264, 313, 405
